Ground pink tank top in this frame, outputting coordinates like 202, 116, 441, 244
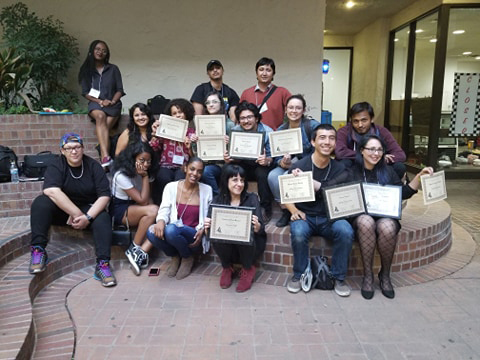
177, 204, 199, 228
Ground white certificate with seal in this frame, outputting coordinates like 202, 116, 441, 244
362, 183, 402, 219
322, 182, 366, 220
155, 114, 189, 143
197, 136, 225, 161
229, 131, 264, 160
268, 128, 303, 157
278, 171, 315, 204
421, 170, 447, 205
208, 205, 254, 245
194, 115, 226, 137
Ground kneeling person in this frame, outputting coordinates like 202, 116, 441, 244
29, 133, 116, 287
285, 124, 353, 297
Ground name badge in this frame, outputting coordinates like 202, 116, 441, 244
172, 154, 184, 165
259, 102, 268, 114
88, 88, 100, 98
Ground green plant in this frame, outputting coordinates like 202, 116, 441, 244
0, 104, 29, 114
0, 46, 32, 109
0, 2, 79, 109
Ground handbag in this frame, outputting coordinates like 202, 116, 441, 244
22, 151, 59, 179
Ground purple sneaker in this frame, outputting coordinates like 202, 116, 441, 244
29, 246, 48, 274
94, 260, 117, 287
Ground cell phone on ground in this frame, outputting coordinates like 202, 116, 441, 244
148, 267, 160, 276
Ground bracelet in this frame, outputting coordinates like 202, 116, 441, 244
85, 213, 93, 223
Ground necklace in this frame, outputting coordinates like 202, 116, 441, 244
311, 158, 331, 181
176, 180, 198, 220
68, 161, 84, 179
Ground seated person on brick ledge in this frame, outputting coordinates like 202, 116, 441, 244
222, 101, 274, 223
204, 164, 266, 292
285, 124, 353, 297
348, 134, 433, 300
146, 157, 212, 280
115, 103, 155, 157
78, 40, 125, 169
335, 101, 407, 181
150, 98, 196, 205
267, 94, 320, 228
29, 133, 116, 287
111, 142, 159, 276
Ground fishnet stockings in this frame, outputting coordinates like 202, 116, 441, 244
353, 215, 400, 292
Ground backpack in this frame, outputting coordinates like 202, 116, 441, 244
0, 145, 18, 182
147, 95, 170, 115
310, 255, 334, 290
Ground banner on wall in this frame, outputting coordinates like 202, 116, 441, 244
449, 73, 480, 136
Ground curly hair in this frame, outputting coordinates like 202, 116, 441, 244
234, 101, 262, 123
78, 40, 110, 84
164, 98, 195, 122
113, 141, 156, 178
127, 103, 155, 142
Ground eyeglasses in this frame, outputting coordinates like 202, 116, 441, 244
94, 48, 108, 54
63, 145, 83, 153
205, 100, 221, 106
137, 158, 152, 165
364, 147, 384, 154
239, 115, 255, 121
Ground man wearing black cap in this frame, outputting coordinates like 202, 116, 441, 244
190, 60, 240, 123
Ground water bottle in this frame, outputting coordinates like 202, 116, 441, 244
10, 160, 19, 184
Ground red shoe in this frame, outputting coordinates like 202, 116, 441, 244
236, 266, 256, 292
220, 267, 233, 289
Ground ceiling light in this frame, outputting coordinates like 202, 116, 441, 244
345, 1, 355, 9
463, 51, 472, 55
452, 30, 465, 35
429, 38, 437, 43
394, 38, 399, 42
475, 56, 480, 60
415, 29, 424, 33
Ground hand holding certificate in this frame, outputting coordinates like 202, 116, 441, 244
194, 115, 226, 137
229, 131, 264, 160
279, 171, 315, 204
322, 182, 366, 220
197, 136, 226, 161
362, 183, 402, 219
207, 205, 254, 245
421, 170, 447, 205
268, 128, 303, 157
155, 114, 189, 142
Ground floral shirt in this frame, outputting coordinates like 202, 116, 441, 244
150, 127, 195, 168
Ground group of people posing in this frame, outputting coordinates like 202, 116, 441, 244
28, 40, 433, 298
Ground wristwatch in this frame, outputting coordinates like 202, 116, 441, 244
85, 213, 93, 223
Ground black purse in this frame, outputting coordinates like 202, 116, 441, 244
22, 151, 59, 179
111, 174, 133, 246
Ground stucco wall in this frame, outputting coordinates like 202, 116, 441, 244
0, 0, 325, 118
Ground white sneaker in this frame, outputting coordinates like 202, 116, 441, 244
334, 280, 351, 297
287, 277, 302, 293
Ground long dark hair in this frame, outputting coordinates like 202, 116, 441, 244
355, 134, 388, 185
128, 103, 155, 142
204, 91, 226, 115
78, 40, 110, 84
114, 141, 155, 178
217, 164, 248, 205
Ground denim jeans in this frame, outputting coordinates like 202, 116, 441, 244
201, 164, 222, 196
267, 166, 288, 202
289, 215, 353, 280
147, 223, 201, 258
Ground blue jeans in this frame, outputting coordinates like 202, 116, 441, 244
267, 166, 288, 202
147, 223, 201, 258
201, 164, 222, 196
289, 215, 353, 280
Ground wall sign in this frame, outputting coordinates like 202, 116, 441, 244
450, 73, 480, 135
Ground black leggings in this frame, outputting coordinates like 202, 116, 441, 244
30, 194, 112, 261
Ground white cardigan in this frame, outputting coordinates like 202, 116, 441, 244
156, 181, 213, 253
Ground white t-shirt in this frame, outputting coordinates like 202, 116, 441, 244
112, 172, 143, 200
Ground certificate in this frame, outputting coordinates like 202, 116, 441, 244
229, 131, 264, 160
197, 136, 225, 161
194, 115, 226, 137
362, 183, 402, 219
208, 205, 254, 245
268, 128, 303, 157
322, 182, 366, 220
421, 170, 447, 205
155, 114, 189, 142
278, 171, 315, 204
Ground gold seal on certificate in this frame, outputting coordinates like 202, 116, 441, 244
229, 131, 264, 160
322, 182, 366, 220
421, 170, 447, 205
194, 115, 226, 137
208, 205, 254, 244
197, 137, 226, 161
268, 128, 303, 157
155, 114, 189, 142
362, 183, 402, 219
278, 171, 315, 204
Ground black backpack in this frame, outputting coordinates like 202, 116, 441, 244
147, 95, 170, 115
22, 151, 59, 179
311, 255, 334, 290
0, 145, 18, 182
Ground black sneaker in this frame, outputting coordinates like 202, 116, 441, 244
29, 246, 48, 274
275, 209, 291, 228
126, 245, 149, 275
94, 260, 117, 287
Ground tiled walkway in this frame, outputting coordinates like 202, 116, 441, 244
1, 179, 479, 359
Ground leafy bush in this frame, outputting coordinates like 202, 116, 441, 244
0, 47, 32, 108
0, 2, 79, 110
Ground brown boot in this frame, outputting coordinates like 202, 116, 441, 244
166, 256, 181, 278
176, 256, 194, 280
